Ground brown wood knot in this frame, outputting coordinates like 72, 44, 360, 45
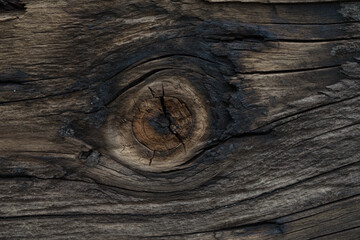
132, 96, 192, 152
104, 75, 209, 172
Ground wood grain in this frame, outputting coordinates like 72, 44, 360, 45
0, 0, 359, 239
206, 0, 351, 3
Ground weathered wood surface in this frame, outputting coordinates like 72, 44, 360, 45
206, 0, 352, 3
0, 0, 359, 239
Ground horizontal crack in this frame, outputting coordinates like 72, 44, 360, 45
308, 225, 360, 240
256, 95, 360, 132
236, 64, 341, 75
103, 68, 169, 108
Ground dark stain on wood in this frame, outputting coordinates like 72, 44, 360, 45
0, 0, 25, 12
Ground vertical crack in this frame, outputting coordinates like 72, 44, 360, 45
149, 151, 155, 166
160, 85, 187, 152
148, 87, 155, 97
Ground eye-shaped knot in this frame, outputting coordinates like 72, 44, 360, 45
103, 73, 209, 172
68, 56, 239, 191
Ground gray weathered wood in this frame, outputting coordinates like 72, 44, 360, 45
0, 0, 359, 239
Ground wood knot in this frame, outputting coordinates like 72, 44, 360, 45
104, 75, 209, 172
132, 96, 192, 152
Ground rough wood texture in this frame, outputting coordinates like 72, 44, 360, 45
206, 0, 350, 3
0, 0, 359, 239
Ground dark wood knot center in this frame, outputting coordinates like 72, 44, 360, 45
132, 96, 192, 152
